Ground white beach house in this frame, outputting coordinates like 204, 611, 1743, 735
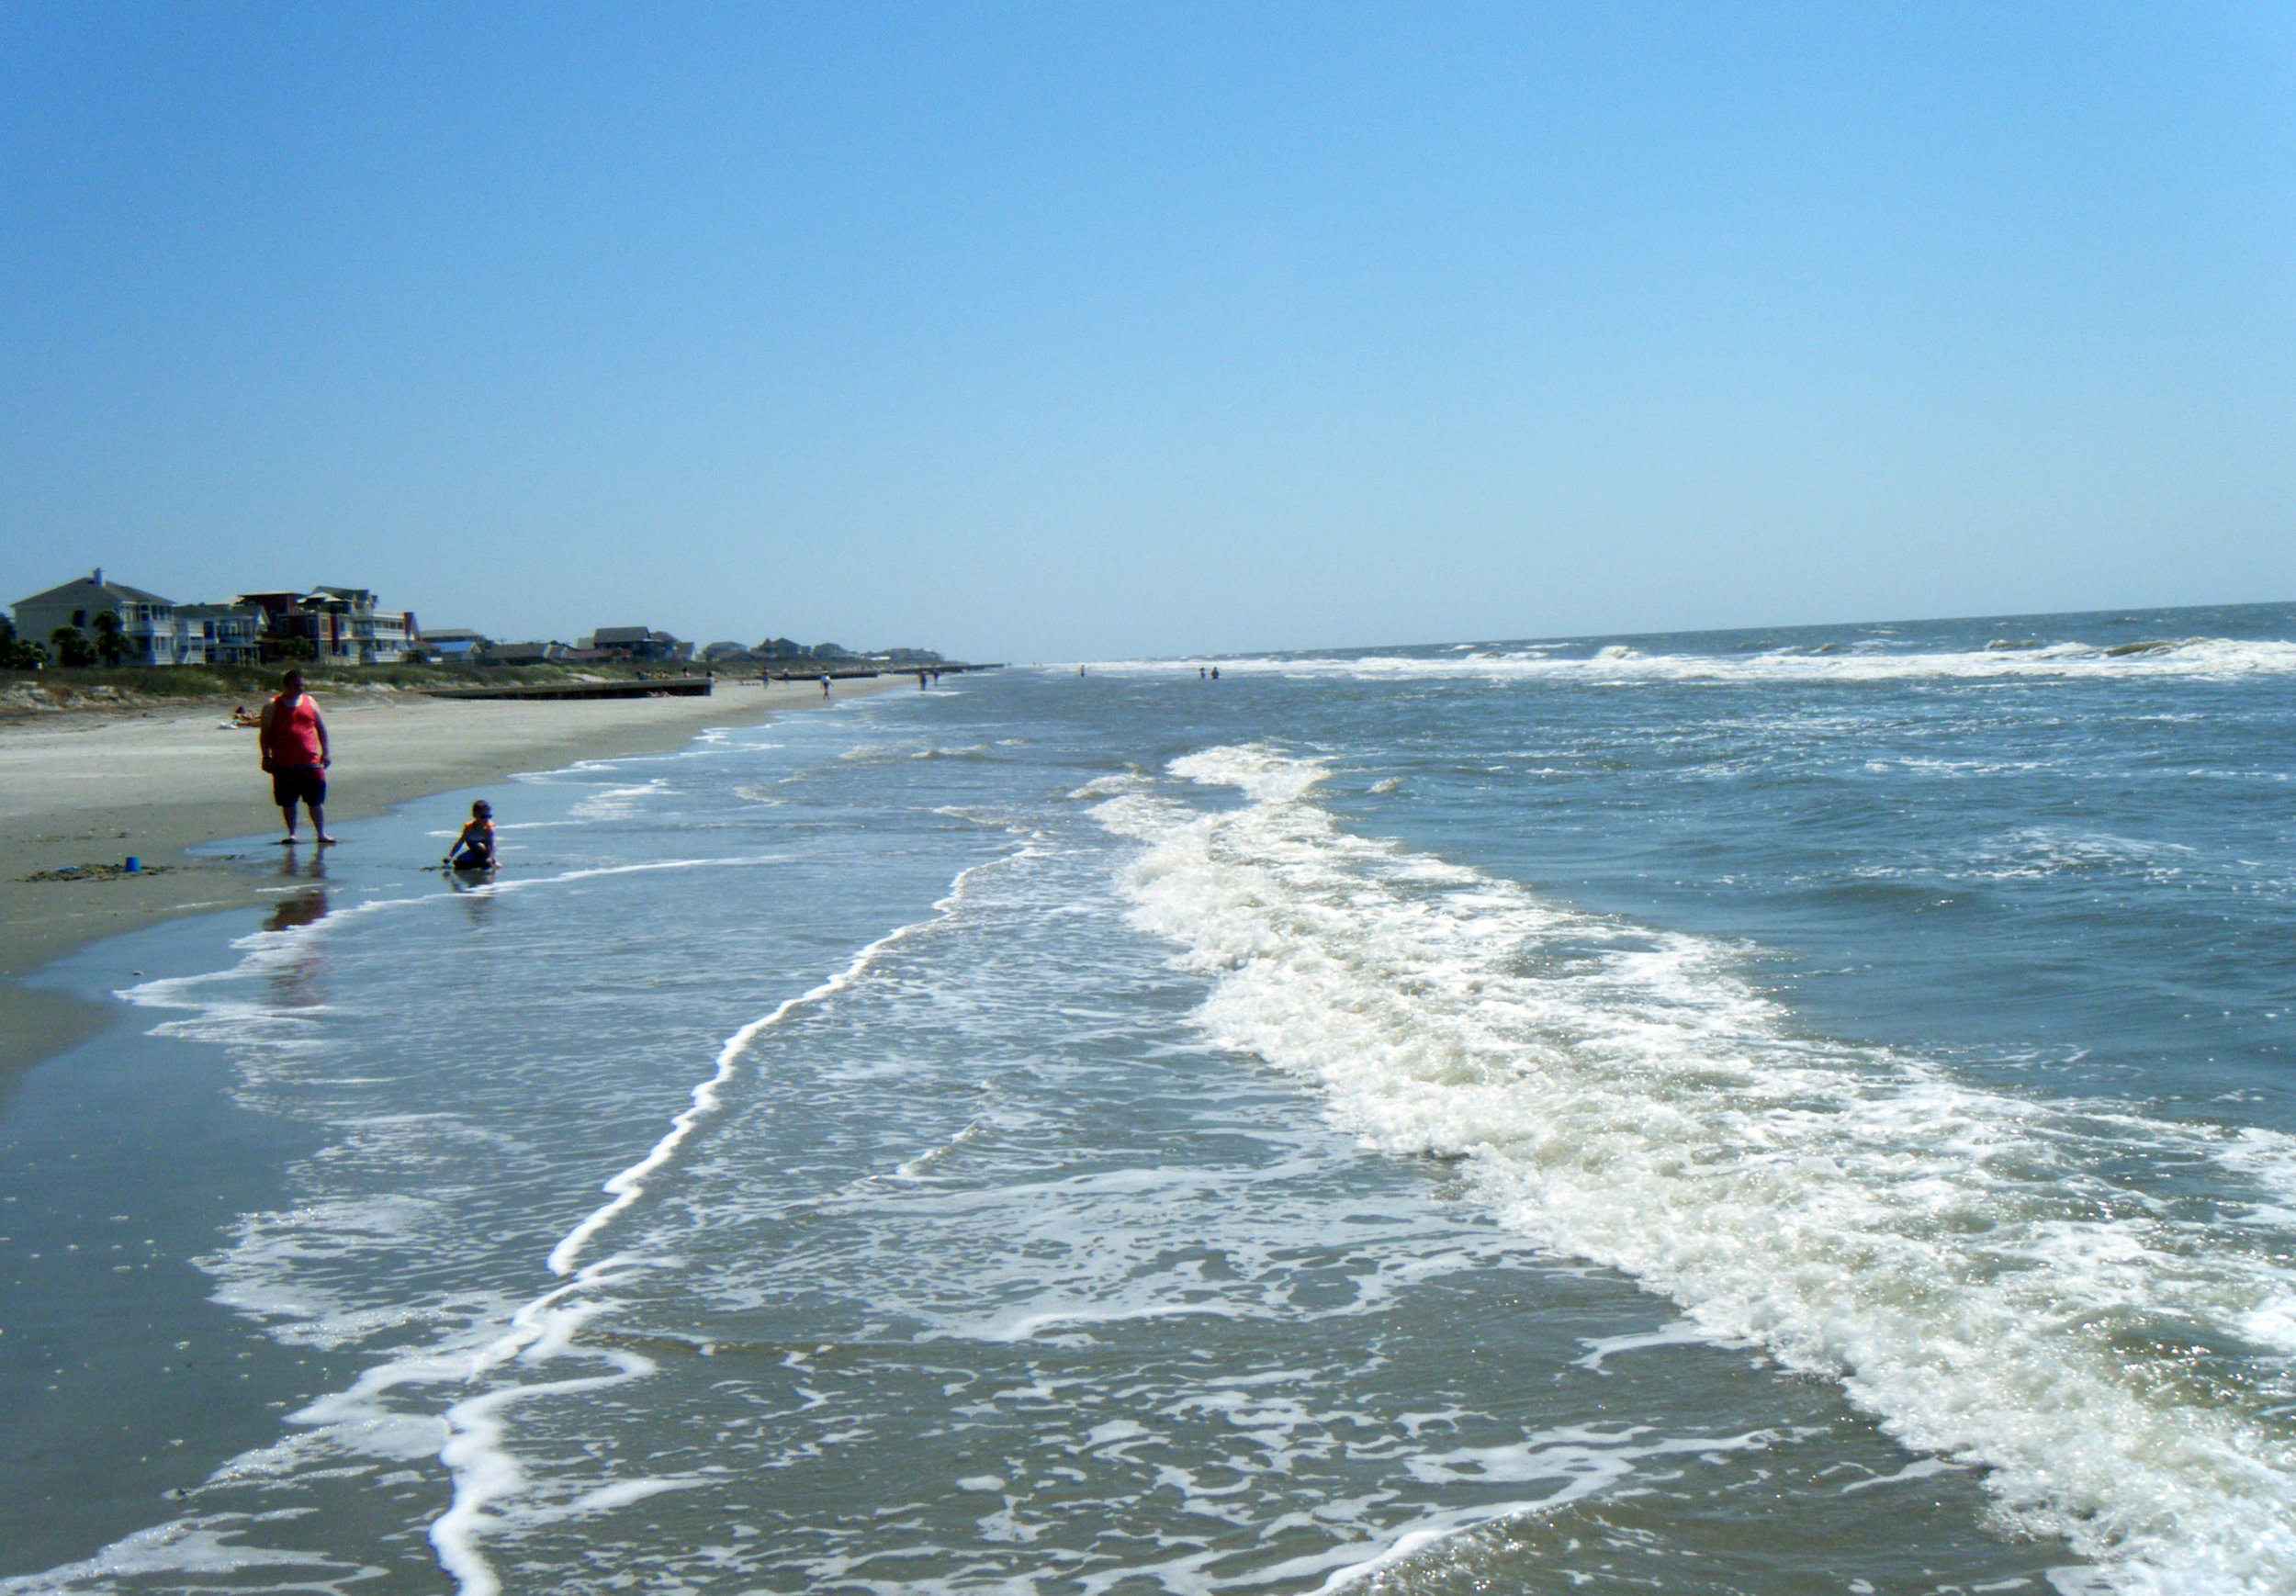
10, 569, 182, 664
174, 601, 271, 665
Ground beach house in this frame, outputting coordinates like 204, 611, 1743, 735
11, 572, 420, 667
587, 626, 693, 662
487, 641, 556, 664
236, 588, 420, 665
308, 587, 417, 664
421, 628, 490, 662
174, 601, 270, 666
10, 569, 183, 664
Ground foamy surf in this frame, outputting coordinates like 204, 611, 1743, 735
1086, 634, 2296, 684
1097, 744, 2296, 1595
432, 840, 1049, 1594
78, 834, 1036, 1596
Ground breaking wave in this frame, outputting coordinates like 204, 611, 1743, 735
1089, 635, 2296, 685
1096, 745, 2296, 1595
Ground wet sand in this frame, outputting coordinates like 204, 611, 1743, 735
0, 677, 898, 1074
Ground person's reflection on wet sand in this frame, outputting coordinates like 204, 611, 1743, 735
263, 852, 329, 932
446, 867, 497, 927
263, 853, 329, 1007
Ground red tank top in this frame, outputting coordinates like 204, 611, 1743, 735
271, 693, 323, 766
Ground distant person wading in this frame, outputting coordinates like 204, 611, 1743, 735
258, 668, 334, 845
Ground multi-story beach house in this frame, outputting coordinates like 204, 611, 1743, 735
11, 572, 417, 667
10, 569, 183, 664
174, 601, 270, 666
237, 588, 420, 665
309, 586, 417, 664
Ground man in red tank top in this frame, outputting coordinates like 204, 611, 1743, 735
257, 669, 334, 844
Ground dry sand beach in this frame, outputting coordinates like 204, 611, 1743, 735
0, 676, 897, 1073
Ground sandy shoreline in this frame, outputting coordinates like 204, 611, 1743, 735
0, 675, 900, 1074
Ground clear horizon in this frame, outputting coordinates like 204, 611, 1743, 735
5, 5, 2291, 660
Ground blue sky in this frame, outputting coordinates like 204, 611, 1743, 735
3, 3, 2290, 658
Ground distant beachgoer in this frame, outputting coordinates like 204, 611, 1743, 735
1078, 666, 1086, 678
257, 669, 333, 845
1199, 667, 1206, 680
917, 670, 929, 691
1210, 666, 1219, 680
821, 673, 832, 698
231, 703, 261, 726
445, 800, 496, 871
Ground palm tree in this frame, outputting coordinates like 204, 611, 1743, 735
91, 611, 127, 666
50, 626, 96, 667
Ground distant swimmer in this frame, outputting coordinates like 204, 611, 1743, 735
444, 800, 497, 872
258, 668, 334, 845
1210, 666, 1219, 680
1199, 667, 1205, 680
1079, 665, 1086, 677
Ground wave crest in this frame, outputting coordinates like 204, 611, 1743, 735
1097, 746, 2296, 1596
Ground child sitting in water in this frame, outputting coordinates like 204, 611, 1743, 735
445, 800, 497, 871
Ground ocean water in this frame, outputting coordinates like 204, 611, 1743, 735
4, 602, 2295, 1595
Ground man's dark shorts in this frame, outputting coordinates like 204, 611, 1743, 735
272, 764, 326, 810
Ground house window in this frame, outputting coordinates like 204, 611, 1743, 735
73, 609, 85, 626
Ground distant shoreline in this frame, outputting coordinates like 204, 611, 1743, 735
0, 675, 904, 1078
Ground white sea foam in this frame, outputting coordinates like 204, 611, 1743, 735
1279, 1426, 1776, 1592
1079, 635, 2296, 686
1096, 745, 2296, 1596
87, 840, 1038, 1596
0, 1522, 353, 1595
1570, 1319, 1730, 1371
1065, 770, 1152, 800
430, 842, 1039, 1596
888, 1120, 985, 1180
568, 777, 672, 819
422, 819, 589, 837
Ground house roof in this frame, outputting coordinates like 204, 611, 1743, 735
592, 626, 653, 645
12, 571, 175, 611
175, 602, 268, 622
234, 591, 312, 610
